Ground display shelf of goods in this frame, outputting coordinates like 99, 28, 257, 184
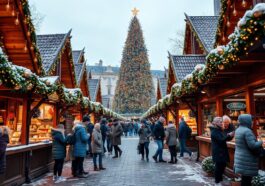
30, 119, 52, 143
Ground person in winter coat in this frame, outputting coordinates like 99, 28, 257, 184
178, 118, 192, 158
134, 121, 139, 136
106, 120, 113, 155
92, 123, 106, 171
165, 121, 178, 164
234, 114, 264, 186
84, 116, 94, 157
72, 122, 89, 178
222, 115, 235, 140
123, 122, 129, 137
100, 118, 108, 153
110, 119, 123, 158
210, 117, 234, 184
138, 120, 152, 161
51, 124, 67, 183
152, 116, 166, 163
0, 124, 9, 175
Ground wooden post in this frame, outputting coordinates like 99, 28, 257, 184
246, 87, 257, 135
216, 97, 223, 117
197, 103, 203, 136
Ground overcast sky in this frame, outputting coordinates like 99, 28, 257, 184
30, 0, 214, 70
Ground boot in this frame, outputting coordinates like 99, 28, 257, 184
94, 165, 99, 171
99, 166, 106, 170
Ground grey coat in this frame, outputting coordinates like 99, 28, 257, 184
111, 123, 123, 146
234, 114, 262, 177
138, 125, 151, 144
165, 125, 178, 146
91, 129, 103, 154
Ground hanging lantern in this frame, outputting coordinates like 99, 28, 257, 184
242, 0, 247, 8
6, 0, 10, 11
15, 12, 19, 25
233, 4, 237, 16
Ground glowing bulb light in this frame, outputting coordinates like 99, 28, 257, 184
242, 0, 247, 8
6, 0, 10, 11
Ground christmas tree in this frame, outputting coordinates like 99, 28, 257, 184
113, 9, 154, 114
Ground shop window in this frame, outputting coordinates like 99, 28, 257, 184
179, 109, 197, 135
0, 98, 23, 146
30, 103, 55, 143
254, 86, 265, 138
223, 92, 246, 126
202, 103, 216, 136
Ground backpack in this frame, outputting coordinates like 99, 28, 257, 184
67, 132, 76, 145
187, 125, 192, 138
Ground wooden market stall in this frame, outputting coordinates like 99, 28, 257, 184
195, 0, 265, 175
0, 1, 57, 185
88, 77, 102, 123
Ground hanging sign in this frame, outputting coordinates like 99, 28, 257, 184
227, 102, 246, 111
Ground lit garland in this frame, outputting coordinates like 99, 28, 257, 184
21, 0, 45, 76
142, 3, 265, 119
0, 54, 124, 120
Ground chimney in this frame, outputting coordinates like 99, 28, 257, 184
214, 0, 221, 16
99, 59, 103, 66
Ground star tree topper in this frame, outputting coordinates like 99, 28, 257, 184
132, 7, 139, 16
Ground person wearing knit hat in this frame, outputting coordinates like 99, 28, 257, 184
51, 124, 67, 183
210, 117, 233, 185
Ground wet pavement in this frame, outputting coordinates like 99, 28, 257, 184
24, 137, 231, 186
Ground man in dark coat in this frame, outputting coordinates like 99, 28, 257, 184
210, 117, 234, 184
83, 116, 94, 156
100, 118, 108, 153
178, 118, 192, 158
0, 125, 9, 175
110, 119, 123, 158
152, 116, 166, 163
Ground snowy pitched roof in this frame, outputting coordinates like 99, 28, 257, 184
170, 55, 206, 82
37, 30, 71, 73
74, 63, 86, 85
158, 78, 168, 98
88, 79, 100, 102
185, 15, 219, 52
73, 49, 84, 64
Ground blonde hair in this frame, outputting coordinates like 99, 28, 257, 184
94, 123, 100, 130
222, 115, 231, 123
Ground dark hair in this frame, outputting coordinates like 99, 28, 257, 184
113, 119, 118, 122
82, 115, 90, 122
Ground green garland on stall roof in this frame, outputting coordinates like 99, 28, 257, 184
21, 0, 45, 76
142, 4, 265, 119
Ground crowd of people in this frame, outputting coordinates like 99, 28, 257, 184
50, 116, 123, 183
210, 114, 265, 186
0, 112, 264, 185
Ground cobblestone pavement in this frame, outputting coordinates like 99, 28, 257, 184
25, 137, 231, 186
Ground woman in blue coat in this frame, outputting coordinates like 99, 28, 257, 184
73, 122, 89, 178
51, 124, 67, 183
234, 114, 264, 186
